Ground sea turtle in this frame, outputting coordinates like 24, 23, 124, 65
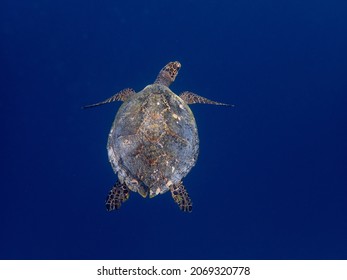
84, 61, 230, 212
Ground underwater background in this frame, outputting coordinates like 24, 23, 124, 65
1, 0, 347, 259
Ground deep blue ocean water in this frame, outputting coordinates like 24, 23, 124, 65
1, 0, 347, 259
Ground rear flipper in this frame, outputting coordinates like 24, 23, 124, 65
106, 181, 130, 211
170, 182, 193, 213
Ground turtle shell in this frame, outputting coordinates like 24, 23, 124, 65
107, 84, 199, 198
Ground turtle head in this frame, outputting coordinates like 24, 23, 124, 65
154, 61, 181, 87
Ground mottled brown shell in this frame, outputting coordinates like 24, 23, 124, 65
107, 84, 199, 198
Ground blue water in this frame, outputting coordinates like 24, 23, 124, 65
1, 0, 347, 259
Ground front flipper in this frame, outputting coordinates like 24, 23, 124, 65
170, 182, 193, 212
179, 91, 233, 106
105, 181, 130, 211
83, 88, 136, 109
